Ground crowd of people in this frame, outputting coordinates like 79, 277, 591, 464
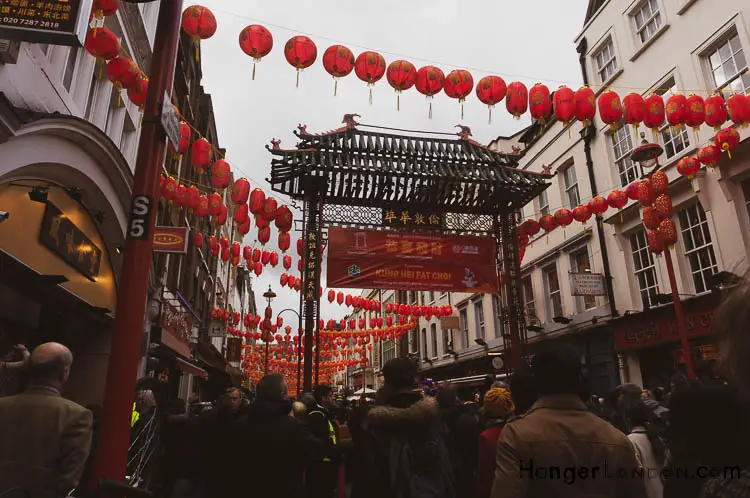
3, 275, 750, 498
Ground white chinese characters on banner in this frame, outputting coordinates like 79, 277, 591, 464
570, 272, 606, 296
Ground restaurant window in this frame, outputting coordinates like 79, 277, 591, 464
630, 228, 660, 308
544, 265, 563, 320
611, 126, 637, 187
430, 323, 438, 358
474, 300, 485, 339
657, 79, 690, 159
705, 31, 750, 96
678, 203, 718, 294
459, 307, 469, 349
570, 248, 597, 312
521, 275, 536, 323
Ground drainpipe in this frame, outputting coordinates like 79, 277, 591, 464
577, 37, 622, 389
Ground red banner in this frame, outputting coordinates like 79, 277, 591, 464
326, 227, 499, 293
153, 226, 189, 254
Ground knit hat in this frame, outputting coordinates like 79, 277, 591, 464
483, 387, 515, 419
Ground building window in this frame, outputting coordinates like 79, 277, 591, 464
521, 276, 536, 323
459, 307, 469, 349
410, 328, 418, 353
440, 291, 448, 300
631, 229, 660, 308
409, 291, 418, 304
611, 126, 637, 187
593, 37, 618, 83
62, 47, 80, 92
430, 323, 438, 358
429, 291, 435, 303
84, 74, 98, 119
120, 114, 137, 162
705, 32, 750, 95
383, 340, 396, 363
544, 265, 563, 320
741, 179, 750, 219
563, 165, 580, 208
538, 189, 550, 216
421, 328, 427, 357
571, 248, 597, 311
442, 328, 452, 356
657, 79, 690, 159
632, 0, 662, 44
474, 300, 485, 339
679, 203, 718, 294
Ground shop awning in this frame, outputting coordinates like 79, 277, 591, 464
174, 356, 208, 379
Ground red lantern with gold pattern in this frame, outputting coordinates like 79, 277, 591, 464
686, 94, 705, 131
92, 0, 119, 19
727, 93, 750, 127
237, 218, 251, 235
84, 27, 120, 61
414, 66, 444, 119
705, 94, 727, 131
106, 56, 141, 90
506, 81, 528, 119
539, 215, 557, 233
654, 194, 673, 219
239, 25, 273, 79
638, 180, 654, 207
211, 159, 231, 190
643, 94, 665, 133
284, 35, 317, 86
650, 171, 668, 196
191, 138, 212, 171
278, 231, 291, 252
553, 86, 576, 127
666, 94, 688, 128
355, 51, 386, 103
249, 188, 265, 215
714, 127, 740, 158
572, 205, 591, 223
208, 192, 222, 216
444, 69, 474, 118
231, 178, 250, 205
127, 77, 148, 110
553, 208, 573, 228
520, 219, 540, 237
233, 203, 249, 225
647, 230, 664, 254
643, 207, 660, 230
698, 144, 722, 168
258, 226, 271, 245
263, 197, 278, 220
625, 182, 640, 201
676, 156, 701, 180
574, 86, 596, 127
275, 205, 293, 232
386, 60, 417, 110
162, 176, 177, 203
283, 254, 292, 270
322, 45, 355, 96
269, 251, 279, 267
196, 195, 209, 218
528, 83, 552, 126
175, 184, 189, 208
623, 93, 646, 132
216, 204, 228, 226
256, 215, 270, 230
181, 5, 217, 41
607, 189, 627, 210
220, 246, 230, 262
243, 246, 252, 262
598, 90, 623, 130
186, 185, 200, 212
169, 122, 191, 155
475, 75, 507, 124
658, 219, 678, 247
193, 232, 204, 248
261, 250, 270, 265
588, 196, 609, 216
254, 262, 262, 277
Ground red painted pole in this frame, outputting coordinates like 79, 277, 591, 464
663, 248, 696, 380
92, 0, 184, 487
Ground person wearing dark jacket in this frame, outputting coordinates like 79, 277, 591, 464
437, 385, 479, 498
363, 358, 455, 498
241, 374, 324, 498
306, 385, 340, 498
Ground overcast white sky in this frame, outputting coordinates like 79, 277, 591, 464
188, 0, 591, 319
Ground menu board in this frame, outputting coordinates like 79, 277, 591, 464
0, 0, 92, 46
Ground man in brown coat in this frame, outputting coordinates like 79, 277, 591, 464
0, 342, 93, 498
491, 343, 645, 498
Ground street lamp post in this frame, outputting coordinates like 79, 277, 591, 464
630, 135, 696, 380
262, 286, 276, 375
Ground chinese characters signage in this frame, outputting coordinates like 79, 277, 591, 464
382, 207, 444, 230
226, 338, 242, 363
39, 202, 101, 281
614, 303, 716, 350
570, 272, 606, 296
159, 290, 193, 358
153, 226, 189, 254
327, 227, 499, 293
303, 229, 320, 301
0, 0, 92, 46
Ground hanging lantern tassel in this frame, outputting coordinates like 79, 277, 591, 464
397, 92, 400, 112
296, 68, 300, 88
723, 144, 732, 160
460, 100, 465, 121
488, 105, 492, 125
429, 101, 433, 120
334, 79, 338, 97
620, 209, 623, 224
252, 60, 257, 81
369, 85, 373, 106
194, 38, 200, 63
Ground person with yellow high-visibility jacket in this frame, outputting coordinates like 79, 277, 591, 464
305, 385, 341, 498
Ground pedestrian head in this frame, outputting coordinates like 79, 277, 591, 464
257, 374, 287, 401
292, 401, 307, 418
382, 357, 418, 390
619, 383, 643, 408
532, 342, 582, 397
221, 387, 242, 413
28, 342, 73, 390
509, 368, 537, 414
313, 384, 334, 406
483, 387, 515, 420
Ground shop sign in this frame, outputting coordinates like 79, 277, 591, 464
226, 337, 242, 363
0, 0, 92, 46
327, 227, 498, 293
153, 226, 188, 254
160, 290, 192, 358
382, 206, 444, 230
615, 308, 715, 350
570, 272, 606, 296
302, 229, 321, 301
440, 316, 460, 329
39, 202, 101, 281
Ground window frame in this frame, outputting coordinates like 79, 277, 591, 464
631, 0, 663, 45
474, 300, 485, 339
543, 264, 564, 320
421, 328, 428, 358
459, 307, 469, 349
562, 164, 580, 208
430, 323, 438, 359
538, 189, 550, 216
630, 228, 660, 309
521, 275, 537, 324
678, 203, 719, 295
592, 36, 619, 84
610, 126, 638, 187
702, 30, 750, 96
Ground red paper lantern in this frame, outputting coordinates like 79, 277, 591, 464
650, 171, 669, 196
191, 138, 212, 171
285, 36, 317, 86
520, 219, 540, 237
174, 184, 188, 208
296, 238, 303, 256
625, 182, 640, 201
623, 93, 646, 131
642, 94, 665, 133
233, 203, 249, 225
553, 86, 576, 126
647, 230, 664, 254
231, 242, 241, 257
258, 226, 270, 245
239, 25, 273, 79
231, 178, 250, 205
84, 27, 121, 61
553, 208, 573, 227
686, 94, 705, 131
444, 69, 474, 104
193, 232, 204, 248
254, 262, 263, 277
354, 51, 386, 101
282, 254, 292, 270
127, 77, 148, 110
588, 196, 609, 215
321, 45, 355, 96
336, 292, 344, 305
278, 232, 291, 252
654, 194, 673, 219
727, 94, 750, 127
665, 94, 688, 128
181, 5, 216, 41
243, 246, 252, 261
92, 0, 119, 19
658, 219, 678, 247
638, 180, 654, 207
574, 86, 596, 127
539, 215, 557, 233
697, 144, 722, 168
196, 195, 209, 218
249, 188, 266, 215
205, 193, 220, 217
252, 248, 261, 263
162, 176, 177, 202
506, 81, 528, 118
216, 204, 228, 226
275, 205, 293, 232
704, 94, 727, 131
270, 252, 278, 267
572, 205, 591, 223
106, 56, 141, 90
714, 127, 740, 157
415, 66, 445, 118
211, 159, 231, 190
220, 246, 230, 262
676, 156, 701, 180
607, 189, 627, 209
263, 197, 278, 220
237, 219, 251, 235
261, 250, 270, 265
475, 75, 507, 123
168, 121, 191, 155
528, 83, 552, 126
386, 60, 417, 110
643, 207, 660, 230
598, 90, 623, 130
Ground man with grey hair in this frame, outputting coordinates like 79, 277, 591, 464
0, 342, 93, 497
